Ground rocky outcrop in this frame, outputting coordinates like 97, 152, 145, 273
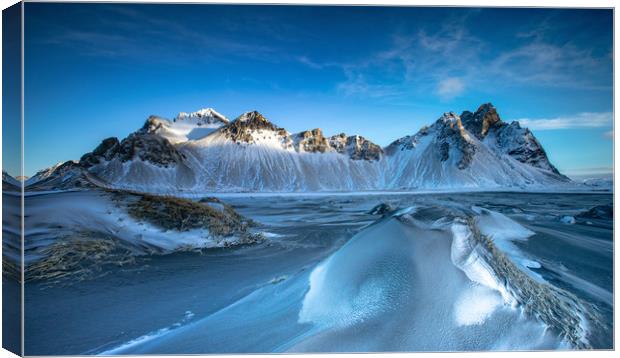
80, 133, 185, 168
368, 203, 395, 215
2, 170, 21, 191
26, 161, 100, 190
492, 121, 562, 175
27, 103, 572, 192
79, 137, 121, 166
435, 112, 477, 170
295, 128, 331, 153
460, 103, 501, 140
461, 103, 562, 175
577, 204, 613, 219
220, 111, 289, 144
329, 133, 384, 161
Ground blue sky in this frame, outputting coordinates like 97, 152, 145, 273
17, 3, 613, 178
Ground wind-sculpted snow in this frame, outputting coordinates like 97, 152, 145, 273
26, 103, 578, 193
21, 190, 263, 284
297, 206, 600, 350
24, 192, 612, 354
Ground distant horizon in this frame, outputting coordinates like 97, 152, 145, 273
5, 4, 613, 177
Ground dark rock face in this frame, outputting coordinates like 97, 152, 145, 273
80, 133, 184, 168
435, 113, 476, 170
117, 134, 185, 167
138, 116, 167, 135
80, 137, 120, 166
296, 128, 331, 153
458, 103, 563, 176
347, 135, 384, 161
368, 203, 394, 215
329, 133, 384, 161
2, 171, 20, 191
27, 161, 98, 190
493, 122, 562, 175
460, 103, 501, 140
221, 111, 286, 143
577, 204, 613, 219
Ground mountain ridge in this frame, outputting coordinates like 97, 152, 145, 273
23, 103, 572, 192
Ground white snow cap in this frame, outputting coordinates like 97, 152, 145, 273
175, 108, 229, 123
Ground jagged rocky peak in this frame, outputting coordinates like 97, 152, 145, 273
26, 160, 100, 191
80, 133, 185, 168
494, 120, 563, 175
2, 170, 21, 190
174, 108, 229, 126
435, 112, 473, 142
435, 112, 476, 169
460, 103, 501, 140
236, 111, 272, 126
222, 111, 289, 144
139, 115, 170, 135
295, 128, 331, 153
329, 133, 384, 161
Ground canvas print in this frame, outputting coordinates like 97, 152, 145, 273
1, 2, 614, 355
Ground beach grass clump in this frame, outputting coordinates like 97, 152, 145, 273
2, 256, 21, 282
25, 231, 135, 284
122, 192, 258, 240
466, 217, 601, 349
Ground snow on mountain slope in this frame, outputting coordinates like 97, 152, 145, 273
139, 108, 229, 144
461, 104, 564, 176
176, 112, 386, 191
3, 170, 21, 191
385, 112, 567, 189
26, 162, 67, 186
27, 104, 574, 193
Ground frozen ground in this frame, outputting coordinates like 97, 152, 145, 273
20, 190, 613, 354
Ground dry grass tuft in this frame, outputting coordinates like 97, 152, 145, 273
25, 231, 135, 284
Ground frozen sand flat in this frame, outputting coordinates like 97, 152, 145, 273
23, 191, 613, 354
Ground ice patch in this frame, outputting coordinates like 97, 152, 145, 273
98, 311, 196, 355
472, 206, 535, 242
560, 215, 576, 225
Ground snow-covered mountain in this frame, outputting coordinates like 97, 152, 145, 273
27, 104, 573, 192
2, 170, 21, 191
140, 108, 229, 144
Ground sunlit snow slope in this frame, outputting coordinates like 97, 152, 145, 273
27, 104, 572, 192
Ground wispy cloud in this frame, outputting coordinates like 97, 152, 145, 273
333, 18, 484, 101
515, 112, 613, 130
38, 5, 284, 65
328, 10, 611, 101
603, 130, 614, 139
437, 77, 465, 99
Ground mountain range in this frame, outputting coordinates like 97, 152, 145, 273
23, 103, 571, 193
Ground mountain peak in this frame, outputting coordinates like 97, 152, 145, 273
222, 111, 288, 144
460, 103, 502, 140
174, 108, 229, 125
236, 111, 269, 123
438, 111, 460, 123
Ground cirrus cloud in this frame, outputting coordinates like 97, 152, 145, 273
436, 77, 465, 99
514, 112, 613, 130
